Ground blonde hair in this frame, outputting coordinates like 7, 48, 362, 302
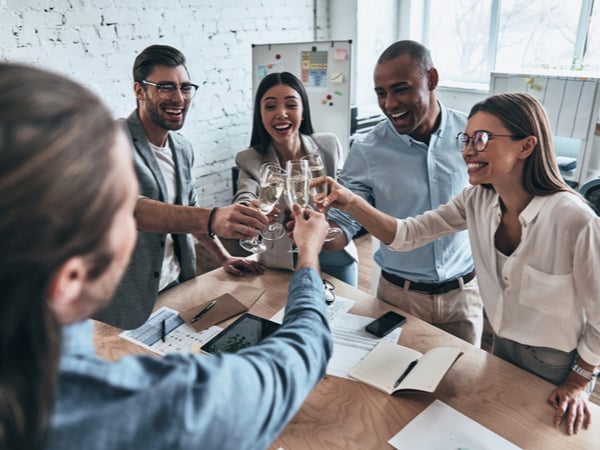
468, 92, 575, 195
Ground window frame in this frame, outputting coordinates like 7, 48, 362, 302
416, 0, 597, 90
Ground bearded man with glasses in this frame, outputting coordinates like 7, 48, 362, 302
94, 45, 266, 330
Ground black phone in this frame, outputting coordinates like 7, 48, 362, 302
365, 311, 407, 338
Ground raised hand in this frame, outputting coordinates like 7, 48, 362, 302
309, 176, 356, 211
212, 204, 268, 240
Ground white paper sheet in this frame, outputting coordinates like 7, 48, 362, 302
270, 296, 401, 378
270, 295, 356, 324
119, 306, 222, 356
327, 312, 401, 379
388, 399, 521, 450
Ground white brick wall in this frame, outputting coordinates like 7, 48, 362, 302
1, 0, 329, 206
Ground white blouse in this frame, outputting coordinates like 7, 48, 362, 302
388, 185, 600, 366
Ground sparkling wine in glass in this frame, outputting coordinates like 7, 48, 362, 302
239, 164, 286, 253
285, 160, 310, 209
300, 154, 343, 242
258, 165, 286, 240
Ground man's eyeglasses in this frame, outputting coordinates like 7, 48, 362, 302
140, 80, 199, 99
456, 130, 517, 152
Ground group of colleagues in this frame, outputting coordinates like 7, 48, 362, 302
1, 37, 599, 450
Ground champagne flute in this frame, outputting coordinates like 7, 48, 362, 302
301, 153, 343, 242
284, 159, 311, 209
258, 164, 287, 240
284, 159, 310, 253
239, 164, 286, 253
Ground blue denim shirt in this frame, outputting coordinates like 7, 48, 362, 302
328, 104, 474, 282
47, 268, 332, 450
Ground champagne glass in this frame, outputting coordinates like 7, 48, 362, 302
284, 160, 311, 253
258, 164, 287, 240
239, 164, 286, 253
284, 159, 311, 209
301, 153, 343, 242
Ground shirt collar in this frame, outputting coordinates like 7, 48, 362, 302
436, 102, 449, 138
519, 195, 547, 225
492, 192, 547, 225
388, 101, 446, 146
61, 319, 95, 356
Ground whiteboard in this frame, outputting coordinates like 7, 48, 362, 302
252, 40, 353, 155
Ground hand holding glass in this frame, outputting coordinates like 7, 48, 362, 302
239, 164, 286, 253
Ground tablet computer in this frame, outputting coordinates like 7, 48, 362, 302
201, 313, 280, 354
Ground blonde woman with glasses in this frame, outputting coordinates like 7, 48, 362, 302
315, 92, 600, 436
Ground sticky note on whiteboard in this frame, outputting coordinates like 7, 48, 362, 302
333, 47, 348, 60
330, 71, 344, 83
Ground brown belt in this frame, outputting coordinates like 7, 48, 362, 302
381, 269, 475, 295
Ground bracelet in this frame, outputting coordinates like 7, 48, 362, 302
207, 207, 219, 238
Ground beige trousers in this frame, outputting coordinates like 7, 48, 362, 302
376, 275, 484, 347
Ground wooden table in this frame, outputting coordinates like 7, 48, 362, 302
94, 268, 600, 450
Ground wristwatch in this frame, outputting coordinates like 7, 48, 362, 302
571, 362, 599, 381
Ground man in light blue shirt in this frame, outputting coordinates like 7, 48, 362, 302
1, 63, 331, 450
327, 40, 483, 345
47, 205, 332, 450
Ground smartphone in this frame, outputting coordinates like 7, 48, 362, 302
365, 311, 407, 338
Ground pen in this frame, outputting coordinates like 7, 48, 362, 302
161, 318, 166, 343
393, 359, 418, 388
191, 300, 217, 323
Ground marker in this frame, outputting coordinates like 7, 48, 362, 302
393, 360, 418, 388
161, 318, 166, 343
191, 300, 217, 323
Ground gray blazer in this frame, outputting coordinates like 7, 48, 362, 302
94, 111, 198, 329
233, 133, 358, 269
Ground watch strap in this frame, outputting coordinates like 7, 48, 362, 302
571, 362, 599, 381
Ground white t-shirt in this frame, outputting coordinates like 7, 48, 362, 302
150, 141, 181, 291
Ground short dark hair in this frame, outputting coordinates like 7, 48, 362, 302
250, 72, 314, 153
378, 40, 434, 74
133, 44, 188, 82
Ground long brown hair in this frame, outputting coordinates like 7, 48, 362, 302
468, 93, 576, 196
0, 63, 122, 449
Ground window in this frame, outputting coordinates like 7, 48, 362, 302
421, 0, 599, 87
351, 0, 600, 114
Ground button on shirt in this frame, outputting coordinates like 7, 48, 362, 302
47, 268, 333, 450
328, 104, 473, 282
387, 185, 600, 366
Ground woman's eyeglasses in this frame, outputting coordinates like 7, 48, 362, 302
456, 130, 517, 152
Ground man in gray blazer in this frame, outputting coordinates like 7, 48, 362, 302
94, 45, 266, 329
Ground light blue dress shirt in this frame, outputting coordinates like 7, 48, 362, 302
328, 104, 474, 282
47, 268, 332, 450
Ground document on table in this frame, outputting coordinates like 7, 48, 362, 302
388, 399, 521, 450
271, 297, 401, 379
270, 295, 356, 323
119, 306, 222, 356
327, 312, 401, 379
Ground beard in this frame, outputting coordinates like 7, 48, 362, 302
145, 98, 187, 131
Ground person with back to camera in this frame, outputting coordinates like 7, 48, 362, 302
93, 44, 267, 331
315, 92, 600, 436
323, 40, 483, 345
233, 71, 359, 286
0, 62, 333, 450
